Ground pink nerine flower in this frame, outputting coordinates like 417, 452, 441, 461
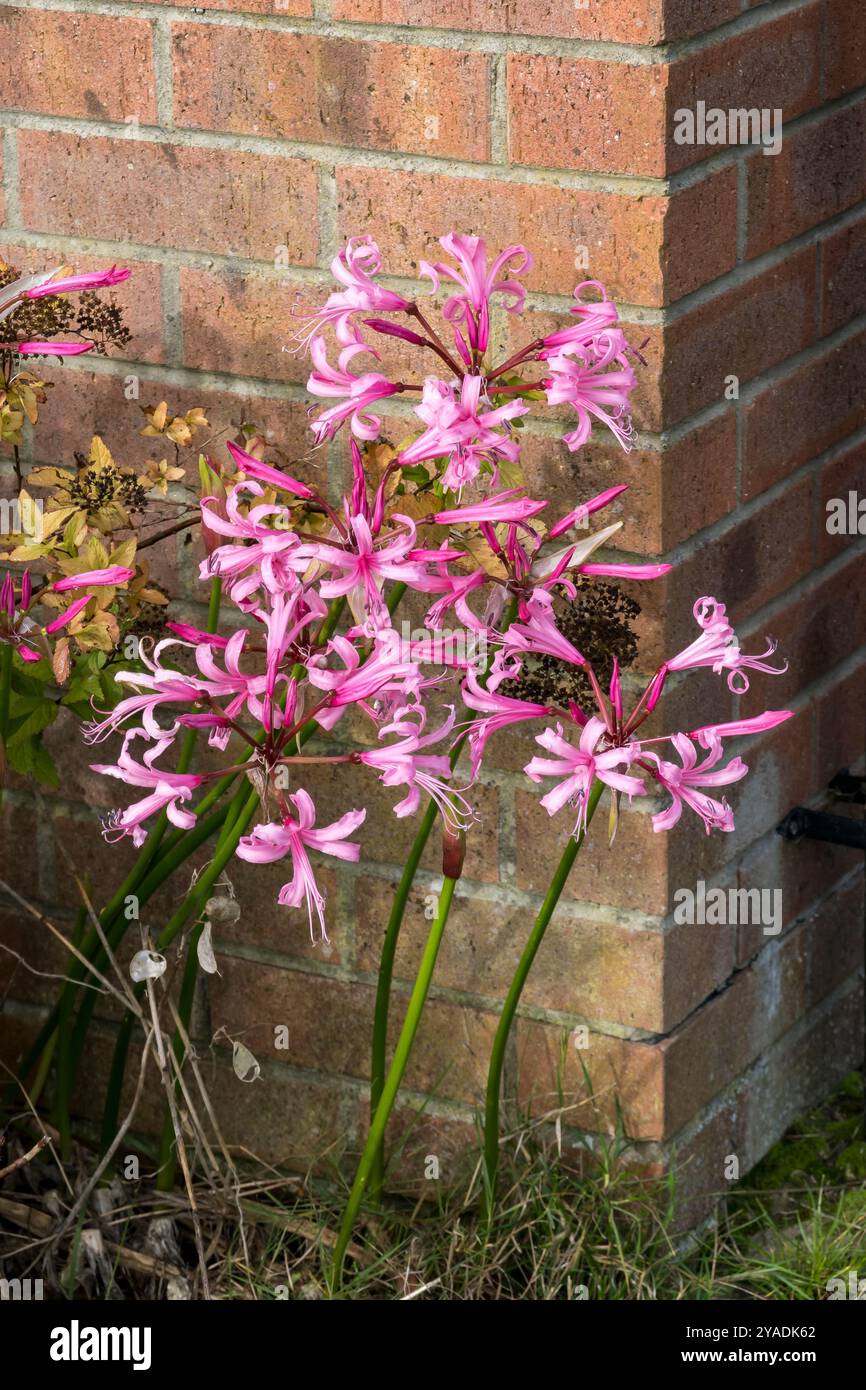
525, 718, 644, 838
643, 733, 747, 834
544, 330, 636, 452
662, 597, 787, 695
236, 789, 365, 940
307, 336, 399, 443
91, 733, 203, 847
292, 237, 412, 348
13, 340, 94, 357
306, 632, 421, 730
25, 267, 130, 299
399, 375, 528, 492
689, 710, 794, 748
540, 281, 620, 351
461, 669, 550, 779
419, 233, 533, 357
357, 707, 468, 825
53, 566, 135, 591
309, 513, 433, 628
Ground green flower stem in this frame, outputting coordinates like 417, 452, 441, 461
332, 874, 458, 1288
482, 778, 604, 1218
0, 641, 12, 743
369, 796, 437, 1201
367, 597, 518, 1202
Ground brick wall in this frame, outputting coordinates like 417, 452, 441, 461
1, 0, 865, 1219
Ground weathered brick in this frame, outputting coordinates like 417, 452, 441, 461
664, 165, 739, 301
738, 553, 866, 718
508, 58, 669, 177
172, 26, 491, 161
662, 246, 816, 426
207, 955, 497, 1105
509, 8, 822, 178
516, 791, 671, 913
666, 3, 822, 172
18, 131, 319, 265
736, 821, 864, 966
332, 0, 741, 44
152, 0, 312, 11
814, 658, 866, 788
0, 9, 157, 123
742, 330, 866, 499
746, 100, 866, 259
179, 267, 309, 384
354, 873, 672, 1030
825, 0, 866, 99
641, 471, 814, 664
516, 1016, 665, 1138
821, 214, 866, 336
336, 164, 736, 306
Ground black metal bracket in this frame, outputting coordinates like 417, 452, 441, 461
777, 769, 866, 849
777, 806, 866, 850
777, 769, 866, 1136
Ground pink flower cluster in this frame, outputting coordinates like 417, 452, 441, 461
296, 233, 639, 495
83, 234, 792, 940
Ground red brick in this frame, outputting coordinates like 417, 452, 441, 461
216, 863, 345, 965
643, 472, 814, 662
332, 0, 740, 43
663, 921, 813, 1135
822, 215, 866, 336
0, 802, 42, 901
736, 820, 864, 966
662, 246, 816, 425
150, 0, 311, 10
208, 955, 497, 1105
0, 242, 164, 364
814, 658, 866, 787
746, 100, 866, 259
172, 26, 490, 161
517, 1017, 665, 1138
516, 790, 671, 913
510, 9, 822, 179
508, 58, 669, 177
206, 1062, 351, 1172
663, 165, 739, 300
337, 164, 736, 307
667, 4, 822, 172
518, 412, 737, 554
180, 268, 309, 384
0, 10, 156, 123
18, 131, 319, 265
354, 873, 672, 1030
742, 329, 866, 499
825, 0, 866, 99
738, 550, 866, 717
